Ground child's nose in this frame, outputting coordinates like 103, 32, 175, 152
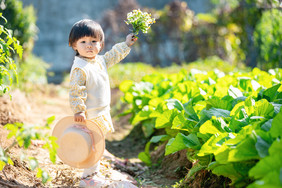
86, 42, 92, 48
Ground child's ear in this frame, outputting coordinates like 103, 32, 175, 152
72, 44, 77, 51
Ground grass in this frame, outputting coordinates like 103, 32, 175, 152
108, 56, 249, 88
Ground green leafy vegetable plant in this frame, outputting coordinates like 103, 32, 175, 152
120, 67, 282, 187
0, 14, 58, 184
0, 13, 23, 96
0, 116, 58, 184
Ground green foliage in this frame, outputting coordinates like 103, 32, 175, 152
0, 0, 49, 89
0, 13, 22, 95
17, 54, 50, 87
109, 57, 248, 88
0, 0, 37, 54
0, 116, 58, 184
254, 9, 282, 69
0, 10, 54, 185
120, 67, 282, 187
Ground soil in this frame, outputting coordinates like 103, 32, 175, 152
0, 85, 180, 187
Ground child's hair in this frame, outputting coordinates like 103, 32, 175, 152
68, 19, 105, 55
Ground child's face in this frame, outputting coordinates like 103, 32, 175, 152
73, 36, 102, 59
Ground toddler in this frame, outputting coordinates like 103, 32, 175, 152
68, 19, 137, 187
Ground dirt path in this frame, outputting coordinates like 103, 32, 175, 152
0, 85, 177, 187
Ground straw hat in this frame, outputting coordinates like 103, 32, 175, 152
52, 116, 105, 168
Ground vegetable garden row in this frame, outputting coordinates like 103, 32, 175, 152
120, 67, 282, 187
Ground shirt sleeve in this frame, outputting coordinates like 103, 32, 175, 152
69, 68, 87, 114
103, 42, 131, 68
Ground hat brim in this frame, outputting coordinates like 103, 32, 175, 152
52, 116, 105, 168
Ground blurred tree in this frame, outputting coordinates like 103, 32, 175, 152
0, 0, 37, 59
213, 0, 281, 68
0, 0, 48, 87
0, 14, 22, 95
254, 9, 282, 69
102, 0, 280, 69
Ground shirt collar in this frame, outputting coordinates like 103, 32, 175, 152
77, 56, 97, 63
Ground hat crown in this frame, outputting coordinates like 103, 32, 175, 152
52, 116, 105, 168
59, 126, 92, 163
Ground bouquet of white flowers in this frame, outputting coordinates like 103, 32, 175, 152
125, 9, 156, 35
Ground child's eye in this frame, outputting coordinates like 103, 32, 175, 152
81, 41, 86, 43
92, 41, 97, 43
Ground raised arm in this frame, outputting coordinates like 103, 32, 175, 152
104, 33, 137, 68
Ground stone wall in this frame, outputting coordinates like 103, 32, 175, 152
21, 0, 213, 83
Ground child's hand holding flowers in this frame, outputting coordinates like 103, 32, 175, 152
125, 9, 156, 36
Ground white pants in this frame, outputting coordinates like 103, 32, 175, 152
82, 162, 100, 178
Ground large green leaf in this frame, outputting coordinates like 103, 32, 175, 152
262, 84, 281, 102
249, 153, 282, 180
255, 136, 271, 158
165, 133, 201, 155
248, 140, 282, 187
248, 171, 281, 188
119, 80, 134, 92
228, 85, 243, 98
155, 109, 178, 129
252, 99, 274, 118
202, 107, 230, 119
211, 163, 242, 183
132, 108, 152, 125
198, 133, 229, 156
228, 137, 259, 162
142, 120, 155, 138
166, 99, 184, 111
172, 112, 196, 132
270, 108, 282, 138
206, 96, 233, 111
261, 119, 272, 131
238, 77, 251, 91
199, 120, 221, 134
187, 162, 207, 178
269, 140, 282, 156
184, 100, 200, 121
150, 135, 170, 143
138, 152, 152, 166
